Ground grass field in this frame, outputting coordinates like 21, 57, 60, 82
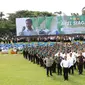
0, 54, 85, 85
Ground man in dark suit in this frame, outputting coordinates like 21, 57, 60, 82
56, 53, 62, 75
77, 53, 84, 75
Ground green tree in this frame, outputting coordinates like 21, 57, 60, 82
0, 10, 54, 32
8, 10, 54, 24
0, 12, 4, 20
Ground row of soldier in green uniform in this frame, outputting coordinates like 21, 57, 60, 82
22, 42, 85, 80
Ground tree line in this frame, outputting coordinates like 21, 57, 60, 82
0, 10, 54, 33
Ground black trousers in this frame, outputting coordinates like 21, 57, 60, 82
24, 53, 27, 59
30, 55, 33, 62
78, 64, 83, 74
33, 55, 36, 63
25, 52, 28, 59
74, 63, 76, 70
28, 54, 31, 61
63, 68, 68, 80
52, 62, 56, 73
84, 62, 85, 69
69, 66, 74, 74
40, 58, 43, 67
57, 64, 62, 75
32, 55, 35, 63
36, 56, 39, 65
46, 67, 52, 76
37, 57, 40, 65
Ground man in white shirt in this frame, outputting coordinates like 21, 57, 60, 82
44, 56, 53, 77
19, 19, 38, 36
71, 51, 77, 70
68, 53, 75, 74
55, 51, 64, 59
60, 55, 70, 80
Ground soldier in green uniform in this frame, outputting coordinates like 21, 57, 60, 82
23, 47, 25, 58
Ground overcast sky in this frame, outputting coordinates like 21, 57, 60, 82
0, 0, 85, 17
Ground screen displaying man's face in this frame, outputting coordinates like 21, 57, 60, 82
26, 20, 32, 28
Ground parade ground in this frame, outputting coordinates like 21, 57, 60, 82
0, 54, 85, 85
